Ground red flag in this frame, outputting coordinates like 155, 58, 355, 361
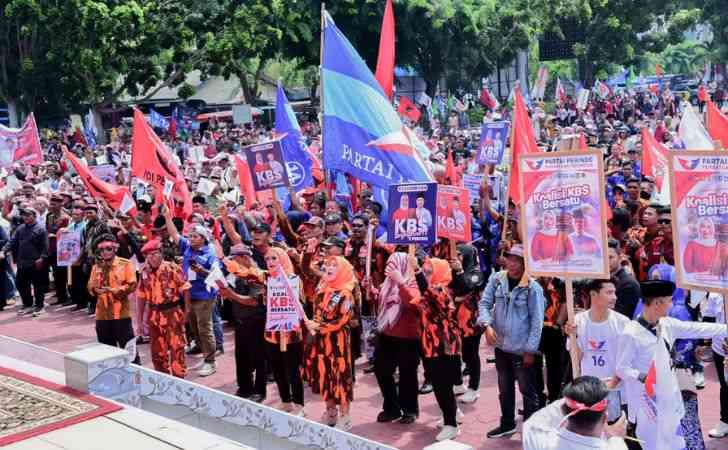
578, 133, 588, 150
479, 86, 498, 110
445, 149, 460, 186
234, 154, 260, 209
397, 96, 421, 123
641, 127, 669, 191
707, 99, 728, 149
168, 118, 177, 139
374, 0, 395, 100
64, 148, 135, 214
655, 63, 663, 77
131, 108, 192, 219
508, 86, 540, 205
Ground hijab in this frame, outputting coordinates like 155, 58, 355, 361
266, 247, 294, 276
648, 263, 689, 320
451, 244, 484, 297
321, 256, 357, 306
377, 252, 418, 332
428, 258, 453, 288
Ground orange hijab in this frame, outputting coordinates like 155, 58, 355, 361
428, 258, 453, 287
266, 247, 294, 276
321, 256, 357, 305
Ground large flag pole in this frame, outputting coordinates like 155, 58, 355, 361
320, 3, 330, 191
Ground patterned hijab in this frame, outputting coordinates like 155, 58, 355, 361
378, 252, 418, 332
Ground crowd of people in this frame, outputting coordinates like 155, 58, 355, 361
1, 78, 728, 449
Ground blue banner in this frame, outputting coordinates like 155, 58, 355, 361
321, 12, 432, 189
386, 182, 438, 245
149, 108, 169, 130
477, 121, 510, 165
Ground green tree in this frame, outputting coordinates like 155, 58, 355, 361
538, 0, 700, 85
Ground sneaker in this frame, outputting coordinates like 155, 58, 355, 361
398, 414, 417, 425
291, 404, 306, 417
694, 371, 705, 389
376, 411, 402, 423
248, 393, 266, 403
321, 409, 337, 426
436, 425, 460, 442
437, 409, 465, 427
709, 420, 728, 438
190, 360, 206, 370
197, 362, 217, 377
453, 384, 467, 395
215, 346, 224, 356
186, 345, 202, 355
335, 414, 352, 431
459, 388, 480, 404
17, 307, 30, 316
486, 424, 517, 438
32, 307, 45, 317
419, 382, 433, 395
277, 402, 294, 413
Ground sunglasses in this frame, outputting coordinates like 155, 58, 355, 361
657, 219, 671, 225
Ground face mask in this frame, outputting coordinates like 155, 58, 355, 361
640, 190, 651, 200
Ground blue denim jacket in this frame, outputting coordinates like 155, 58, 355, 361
477, 270, 545, 355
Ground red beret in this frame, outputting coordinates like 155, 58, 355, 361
141, 239, 162, 254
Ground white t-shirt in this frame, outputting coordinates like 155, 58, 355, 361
571, 310, 630, 401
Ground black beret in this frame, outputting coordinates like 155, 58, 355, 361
640, 280, 675, 299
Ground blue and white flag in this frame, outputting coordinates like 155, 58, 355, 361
275, 82, 314, 193
149, 108, 170, 130
84, 108, 97, 149
321, 11, 432, 189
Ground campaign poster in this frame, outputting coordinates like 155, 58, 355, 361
0, 113, 43, 167
669, 152, 728, 291
265, 274, 303, 332
477, 121, 510, 165
463, 174, 483, 201
244, 138, 290, 191
437, 185, 472, 242
56, 230, 82, 267
519, 150, 609, 278
91, 164, 118, 184
387, 182, 438, 245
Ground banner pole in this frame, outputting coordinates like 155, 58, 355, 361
566, 277, 580, 378
320, 3, 330, 191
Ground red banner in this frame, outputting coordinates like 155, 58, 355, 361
0, 113, 43, 167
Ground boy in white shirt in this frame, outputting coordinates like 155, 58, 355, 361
566, 279, 630, 395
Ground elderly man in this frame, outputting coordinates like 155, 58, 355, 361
87, 233, 139, 362
2, 207, 49, 316
478, 244, 545, 439
137, 239, 190, 378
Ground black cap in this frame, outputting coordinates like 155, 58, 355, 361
251, 222, 271, 234
321, 236, 346, 249
640, 280, 675, 299
324, 213, 342, 224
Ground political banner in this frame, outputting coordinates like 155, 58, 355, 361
519, 150, 609, 278
477, 121, 510, 165
463, 174, 483, 201
387, 182, 437, 245
669, 151, 728, 291
265, 273, 303, 332
437, 185, 471, 242
0, 113, 43, 167
244, 138, 290, 192
57, 230, 82, 267
90, 164, 118, 184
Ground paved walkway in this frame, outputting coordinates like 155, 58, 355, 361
0, 300, 725, 450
